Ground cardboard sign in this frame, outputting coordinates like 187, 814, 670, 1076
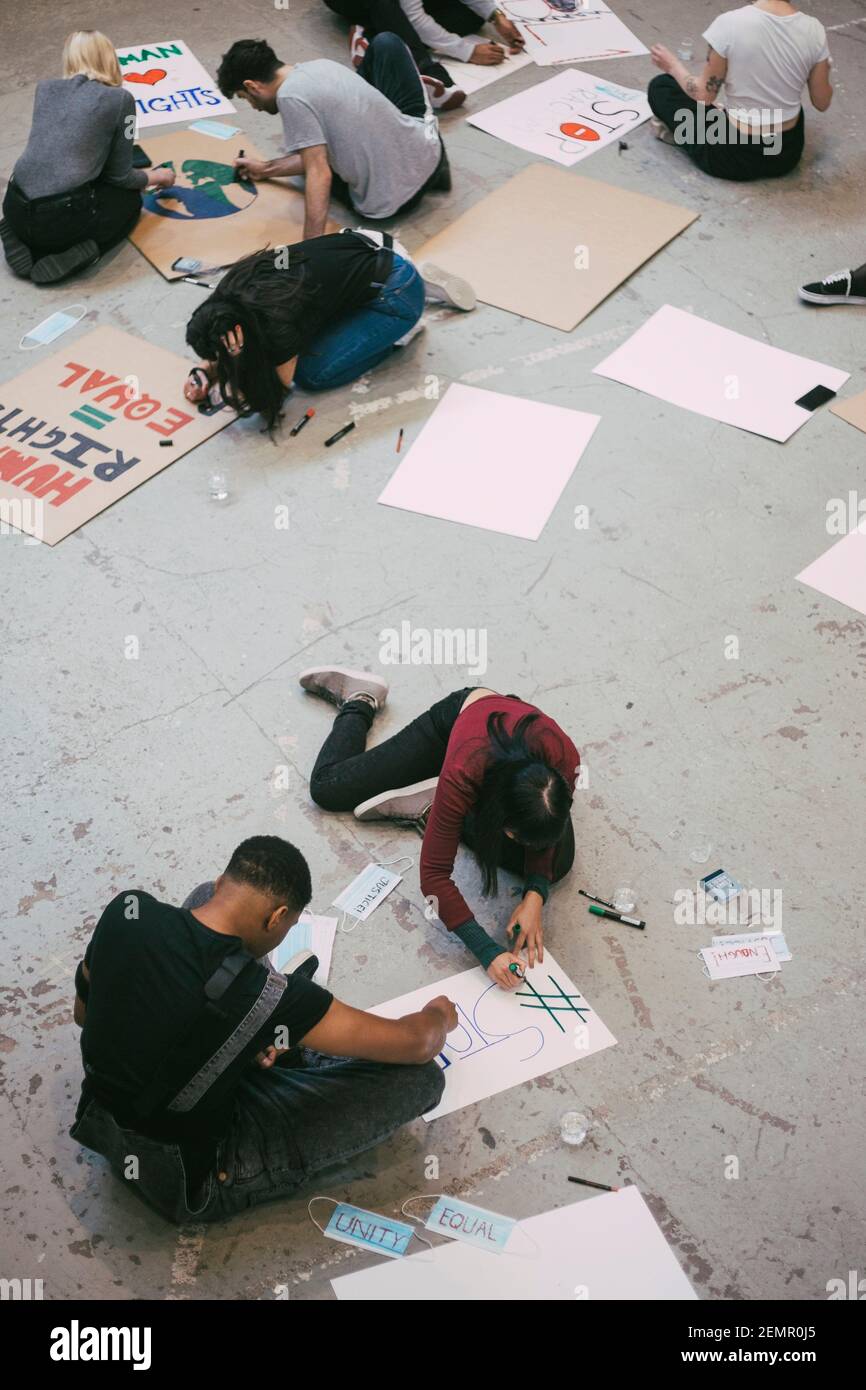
0, 327, 233, 545
370, 949, 615, 1121
416, 166, 698, 332
116, 39, 236, 128
128, 133, 338, 280
468, 68, 650, 166
506, 2, 648, 67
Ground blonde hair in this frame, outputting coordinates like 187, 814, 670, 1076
61, 30, 122, 87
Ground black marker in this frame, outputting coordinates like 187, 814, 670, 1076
182, 277, 214, 289
324, 421, 356, 448
291, 407, 315, 437
579, 889, 618, 911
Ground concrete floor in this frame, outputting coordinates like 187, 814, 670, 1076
1, 0, 865, 1302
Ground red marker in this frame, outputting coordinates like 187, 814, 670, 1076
290, 407, 315, 437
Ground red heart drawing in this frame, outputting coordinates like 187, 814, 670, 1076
124, 69, 167, 86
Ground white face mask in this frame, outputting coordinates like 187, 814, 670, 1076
19, 305, 87, 351
332, 857, 413, 930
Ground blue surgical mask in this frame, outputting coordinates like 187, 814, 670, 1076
425, 1197, 516, 1253
324, 1203, 416, 1259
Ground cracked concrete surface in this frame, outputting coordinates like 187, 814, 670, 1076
1, 0, 865, 1301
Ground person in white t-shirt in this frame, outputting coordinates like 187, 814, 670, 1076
646, 1, 832, 181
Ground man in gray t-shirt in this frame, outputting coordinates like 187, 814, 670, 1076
216, 35, 447, 237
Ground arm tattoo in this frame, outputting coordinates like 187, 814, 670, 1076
706, 74, 723, 96
685, 77, 699, 97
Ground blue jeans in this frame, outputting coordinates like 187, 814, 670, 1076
294, 252, 425, 391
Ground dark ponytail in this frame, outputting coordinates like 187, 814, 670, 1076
471, 712, 573, 897
185, 249, 313, 433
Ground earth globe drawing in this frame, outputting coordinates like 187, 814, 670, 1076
143, 159, 257, 220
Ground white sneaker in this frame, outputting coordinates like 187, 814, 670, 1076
349, 25, 368, 69
650, 117, 676, 145
354, 777, 439, 825
299, 665, 389, 710
420, 261, 476, 312
394, 318, 427, 348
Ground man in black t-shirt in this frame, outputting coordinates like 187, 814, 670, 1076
71, 835, 454, 1223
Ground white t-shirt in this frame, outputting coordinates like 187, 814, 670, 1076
704, 5, 830, 126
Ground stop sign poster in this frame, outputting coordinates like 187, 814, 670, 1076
467, 69, 650, 167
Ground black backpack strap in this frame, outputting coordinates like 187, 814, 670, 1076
369, 232, 394, 290
130, 948, 286, 1121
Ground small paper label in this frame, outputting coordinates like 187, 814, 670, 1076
425, 1197, 516, 1253
333, 863, 402, 922
701, 940, 781, 979
324, 1204, 414, 1259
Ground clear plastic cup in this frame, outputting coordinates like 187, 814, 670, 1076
677, 38, 694, 62
560, 1110, 590, 1146
612, 885, 636, 914
208, 470, 230, 502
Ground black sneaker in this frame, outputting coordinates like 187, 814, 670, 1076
0, 219, 33, 278
798, 269, 866, 306
31, 239, 100, 285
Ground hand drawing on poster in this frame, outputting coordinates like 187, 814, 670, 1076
468, 69, 650, 166
370, 949, 616, 1120
500, 1, 648, 66
116, 40, 236, 128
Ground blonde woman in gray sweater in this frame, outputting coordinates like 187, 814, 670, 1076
1, 30, 174, 284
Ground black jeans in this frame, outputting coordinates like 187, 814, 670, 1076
324, 0, 480, 85
310, 688, 575, 881
3, 177, 142, 256
647, 74, 805, 182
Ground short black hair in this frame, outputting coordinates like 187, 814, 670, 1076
224, 836, 312, 911
217, 39, 281, 97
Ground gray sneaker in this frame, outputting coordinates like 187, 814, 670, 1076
354, 777, 439, 827
420, 262, 477, 312
299, 665, 389, 710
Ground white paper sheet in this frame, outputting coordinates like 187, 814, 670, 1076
700, 940, 781, 980
378, 383, 600, 540
370, 949, 615, 1120
332, 1186, 697, 1300
593, 305, 850, 443
439, 35, 534, 95
468, 68, 650, 165
797, 523, 866, 619
116, 40, 236, 128
270, 912, 337, 987
501, 2, 648, 67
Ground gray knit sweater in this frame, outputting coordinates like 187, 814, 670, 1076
12, 74, 148, 200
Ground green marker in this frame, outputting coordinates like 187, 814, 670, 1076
589, 904, 646, 930
509, 961, 525, 979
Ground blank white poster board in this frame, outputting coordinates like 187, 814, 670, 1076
797, 524, 866, 619
369, 949, 615, 1120
468, 68, 650, 165
332, 1186, 697, 1300
593, 305, 849, 442
502, 1, 648, 67
378, 383, 600, 540
440, 36, 534, 95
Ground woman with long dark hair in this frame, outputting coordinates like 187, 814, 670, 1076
300, 668, 578, 990
184, 229, 474, 431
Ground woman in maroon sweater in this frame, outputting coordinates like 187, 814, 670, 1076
300, 666, 578, 990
